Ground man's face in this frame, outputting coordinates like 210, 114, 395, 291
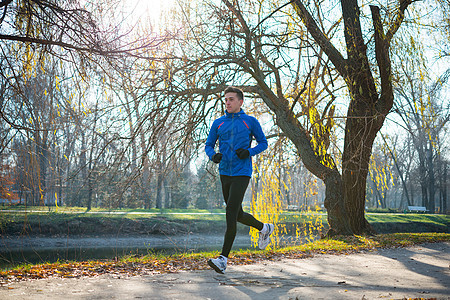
224, 92, 243, 114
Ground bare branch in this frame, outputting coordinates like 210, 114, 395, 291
370, 5, 393, 115
291, 0, 347, 78
290, 66, 314, 114
385, 0, 415, 42
0, 34, 164, 59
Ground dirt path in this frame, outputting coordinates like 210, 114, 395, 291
1, 242, 449, 300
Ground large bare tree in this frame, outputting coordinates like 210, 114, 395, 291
161, 0, 425, 235
289, 0, 414, 234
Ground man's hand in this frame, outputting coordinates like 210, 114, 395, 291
212, 153, 223, 163
235, 148, 250, 159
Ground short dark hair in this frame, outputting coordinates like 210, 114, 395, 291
224, 86, 244, 100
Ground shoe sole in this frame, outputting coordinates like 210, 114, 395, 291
258, 224, 274, 250
208, 259, 225, 274
258, 237, 271, 250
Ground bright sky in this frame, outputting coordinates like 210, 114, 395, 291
122, 0, 177, 31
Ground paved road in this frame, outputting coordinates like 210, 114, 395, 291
1, 242, 449, 299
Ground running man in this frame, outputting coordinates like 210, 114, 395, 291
205, 86, 274, 274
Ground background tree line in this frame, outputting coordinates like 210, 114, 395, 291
0, 0, 448, 232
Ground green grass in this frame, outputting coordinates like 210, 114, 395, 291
0, 206, 226, 221
1, 206, 448, 228
366, 213, 449, 226
0, 206, 229, 237
118, 232, 450, 264
0, 206, 225, 220
280, 212, 328, 223
280, 211, 449, 227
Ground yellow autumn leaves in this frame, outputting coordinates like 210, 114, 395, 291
308, 104, 336, 169
249, 162, 324, 250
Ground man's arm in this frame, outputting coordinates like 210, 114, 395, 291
205, 120, 219, 160
248, 117, 268, 156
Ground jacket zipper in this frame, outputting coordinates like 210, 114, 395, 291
230, 113, 234, 176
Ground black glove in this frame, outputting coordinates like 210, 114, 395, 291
212, 153, 222, 163
235, 148, 250, 159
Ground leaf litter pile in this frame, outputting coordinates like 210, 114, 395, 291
1, 233, 448, 284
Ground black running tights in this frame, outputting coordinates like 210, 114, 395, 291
220, 175, 263, 258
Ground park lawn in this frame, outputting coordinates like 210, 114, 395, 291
0, 206, 448, 233
0, 207, 230, 236
279, 211, 449, 227
0, 232, 448, 282
366, 213, 449, 227
0, 206, 226, 223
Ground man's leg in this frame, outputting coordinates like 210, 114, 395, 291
229, 179, 274, 251
237, 208, 263, 230
208, 175, 274, 273
219, 175, 260, 258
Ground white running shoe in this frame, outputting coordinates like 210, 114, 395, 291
208, 256, 227, 274
258, 223, 274, 250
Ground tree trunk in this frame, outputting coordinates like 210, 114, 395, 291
273, 106, 353, 235
426, 145, 435, 213
155, 170, 164, 209
39, 131, 49, 206
86, 156, 94, 211
323, 170, 352, 236
87, 175, 93, 211
421, 177, 428, 208
80, 132, 87, 208
155, 148, 167, 209
164, 178, 170, 209
342, 110, 378, 234
442, 162, 447, 214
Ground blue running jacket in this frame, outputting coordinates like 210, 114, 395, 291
205, 110, 268, 177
